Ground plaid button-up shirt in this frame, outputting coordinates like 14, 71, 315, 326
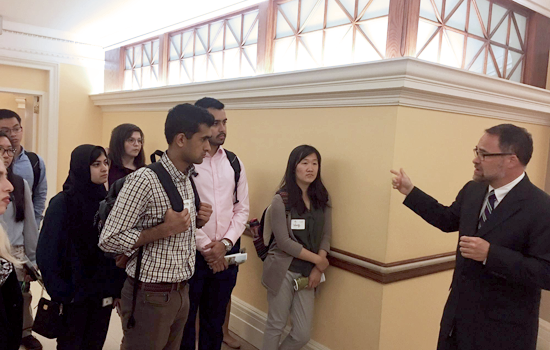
99, 153, 196, 283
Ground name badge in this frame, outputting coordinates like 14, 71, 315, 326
183, 199, 193, 212
291, 219, 306, 230
102, 297, 113, 307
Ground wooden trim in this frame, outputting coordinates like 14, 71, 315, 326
493, 0, 533, 17
159, 33, 170, 86
404, 0, 421, 57
386, 0, 405, 58
169, 6, 260, 38
257, 0, 276, 74
328, 254, 456, 284
330, 247, 455, 267
241, 228, 455, 284
523, 12, 550, 88
104, 47, 123, 92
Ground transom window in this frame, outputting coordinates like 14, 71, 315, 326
416, 0, 528, 82
113, 0, 544, 91
168, 9, 259, 85
274, 0, 391, 73
124, 40, 160, 90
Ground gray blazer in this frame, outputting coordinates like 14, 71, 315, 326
262, 194, 332, 294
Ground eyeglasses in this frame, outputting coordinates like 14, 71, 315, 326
125, 137, 143, 145
0, 147, 16, 157
0, 126, 22, 135
473, 147, 514, 161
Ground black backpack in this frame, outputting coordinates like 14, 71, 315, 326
253, 191, 290, 261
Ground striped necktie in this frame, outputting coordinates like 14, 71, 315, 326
478, 190, 497, 229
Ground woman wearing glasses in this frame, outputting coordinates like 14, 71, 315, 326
107, 123, 146, 186
0, 132, 39, 349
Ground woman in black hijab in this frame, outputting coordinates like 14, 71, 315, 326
37, 145, 119, 350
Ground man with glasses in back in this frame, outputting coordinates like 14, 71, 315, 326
0, 109, 46, 350
391, 124, 550, 350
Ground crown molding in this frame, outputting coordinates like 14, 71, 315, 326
514, 0, 550, 18
91, 57, 550, 126
0, 26, 104, 68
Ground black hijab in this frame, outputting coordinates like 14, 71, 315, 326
62, 145, 107, 277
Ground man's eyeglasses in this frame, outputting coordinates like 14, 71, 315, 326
0, 126, 22, 135
0, 147, 16, 157
473, 147, 514, 161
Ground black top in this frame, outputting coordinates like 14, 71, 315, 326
288, 206, 325, 277
0, 270, 22, 350
37, 145, 125, 303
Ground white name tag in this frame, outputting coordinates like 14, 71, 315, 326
102, 297, 113, 307
291, 219, 306, 230
183, 199, 192, 212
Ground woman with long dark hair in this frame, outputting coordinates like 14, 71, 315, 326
108, 123, 145, 185
0, 132, 40, 349
262, 145, 332, 350
37, 145, 120, 350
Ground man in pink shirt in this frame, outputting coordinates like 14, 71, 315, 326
180, 98, 249, 350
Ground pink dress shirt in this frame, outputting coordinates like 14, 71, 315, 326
193, 147, 250, 251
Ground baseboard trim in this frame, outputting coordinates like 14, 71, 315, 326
228, 296, 331, 350
229, 296, 550, 350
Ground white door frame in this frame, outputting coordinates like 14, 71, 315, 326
0, 56, 59, 200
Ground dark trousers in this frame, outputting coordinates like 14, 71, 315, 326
180, 244, 239, 350
56, 299, 112, 350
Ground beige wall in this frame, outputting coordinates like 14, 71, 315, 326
0, 64, 48, 92
0, 92, 19, 112
386, 107, 550, 261
102, 105, 550, 350
56, 64, 104, 191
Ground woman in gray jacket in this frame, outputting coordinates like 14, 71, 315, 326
262, 145, 331, 350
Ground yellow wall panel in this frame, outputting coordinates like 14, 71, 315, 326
386, 106, 550, 261
56, 64, 104, 191
379, 271, 453, 350
0, 64, 48, 92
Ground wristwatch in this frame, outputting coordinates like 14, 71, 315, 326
221, 239, 233, 252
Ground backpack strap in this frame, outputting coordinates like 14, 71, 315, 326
223, 149, 241, 204
149, 151, 201, 212
126, 246, 143, 329
25, 151, 40, 198
148, 162, 184, 212
149, 150, 164, 164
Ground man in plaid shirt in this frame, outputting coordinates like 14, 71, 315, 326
99, 104, 214, 350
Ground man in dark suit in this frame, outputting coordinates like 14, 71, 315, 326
391, 124, 550, 350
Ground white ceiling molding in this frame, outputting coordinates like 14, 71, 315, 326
91, 57, 550, 126
0, 22, 104, 69
514, 0, 550, 18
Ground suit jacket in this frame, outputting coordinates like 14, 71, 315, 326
404, 175, 550, 350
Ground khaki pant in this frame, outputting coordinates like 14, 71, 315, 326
12, 246, 34, 338
120, 278, 190, 350
262, 271, 315, 350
